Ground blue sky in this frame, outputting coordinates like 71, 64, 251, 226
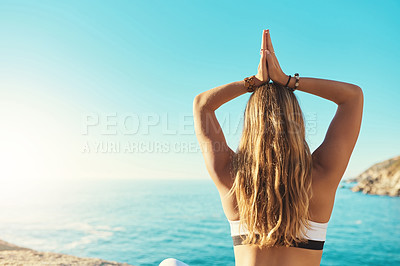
0, 0, 399, 183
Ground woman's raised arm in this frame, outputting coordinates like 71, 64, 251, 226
265, 29, 364, 192
193, 29, 270, 193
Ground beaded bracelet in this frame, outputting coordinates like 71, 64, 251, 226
293, 73, 300, 91
244, 75, 256, 93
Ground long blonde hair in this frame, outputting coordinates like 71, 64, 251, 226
226, 82, 314, 248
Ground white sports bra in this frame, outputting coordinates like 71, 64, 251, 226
228, 219, 329, 250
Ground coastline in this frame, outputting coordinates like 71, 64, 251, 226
0, 239, 134, 266
345, 155, 400, 197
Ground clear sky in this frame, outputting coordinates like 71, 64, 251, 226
1, 0, 399, 185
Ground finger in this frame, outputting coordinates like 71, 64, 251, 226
264, 30, 268, 50
266, 29, 275, 53
260, 49, 268, 61
259, 50, 268, 76
263, 29, 268, 51
265, 49, 274, 67
262, 50, 267, 69
261, 29, 266, 51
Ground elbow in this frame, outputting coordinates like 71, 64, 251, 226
193, 94, 202, 108
353, 85, 363, 97
338, 85, 364, 105
352, 85, 364, 103
193, 94, 209, 111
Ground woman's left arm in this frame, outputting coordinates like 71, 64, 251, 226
193, 29, 269, 192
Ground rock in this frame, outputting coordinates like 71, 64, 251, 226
349, 155, 400, 197
0, 239, 134, 266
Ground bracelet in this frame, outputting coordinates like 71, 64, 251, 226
285, 75, 292, 89
244, 75, 257, 93
293, 73, 300, 91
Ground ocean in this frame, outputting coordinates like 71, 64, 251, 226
0, 179, 399, 265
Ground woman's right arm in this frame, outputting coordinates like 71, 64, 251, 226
265, 29, 364, 192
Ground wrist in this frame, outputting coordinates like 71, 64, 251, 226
253, 76, 266, 87
276, 73, 289, 86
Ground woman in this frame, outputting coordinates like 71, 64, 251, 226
160, 29, 363, 266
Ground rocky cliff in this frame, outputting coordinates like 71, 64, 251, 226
346, 155, 400, 197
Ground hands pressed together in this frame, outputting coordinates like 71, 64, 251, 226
255, 29, 287, 86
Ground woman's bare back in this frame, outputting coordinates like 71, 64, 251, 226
219, 163, 339, 266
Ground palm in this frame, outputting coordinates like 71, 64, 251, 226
255, 30, 269, 83
264, 29, 286, 84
